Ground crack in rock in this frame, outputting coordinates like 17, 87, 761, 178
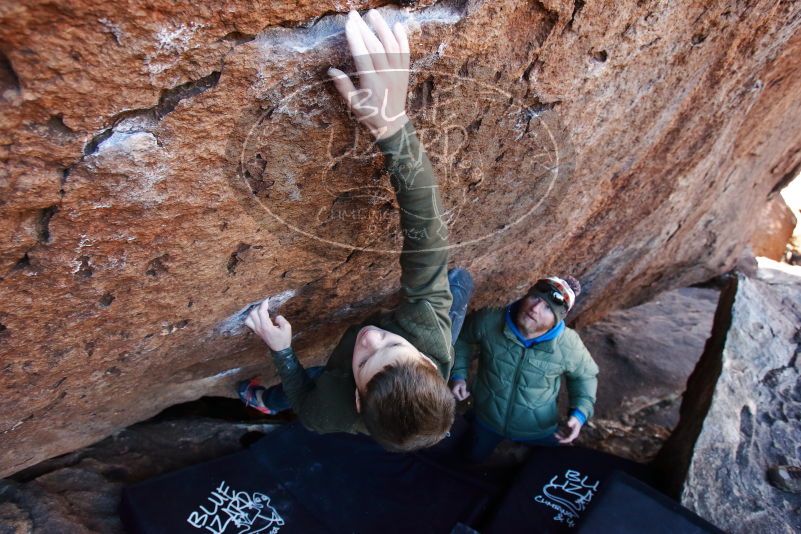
82, 70, 222, 157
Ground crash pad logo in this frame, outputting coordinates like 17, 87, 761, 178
533, 469, 599, 528
235, 61, 574, 254
187, 480, 285, 534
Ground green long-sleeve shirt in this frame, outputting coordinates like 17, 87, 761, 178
269, 120, 453, 435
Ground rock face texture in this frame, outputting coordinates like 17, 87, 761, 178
654, 260, 801, 532
1, 0, 801, 475
751, 195, 797, 260
781, 177, 801, 265
0, 407, 277, 533
578, 286, 719, 462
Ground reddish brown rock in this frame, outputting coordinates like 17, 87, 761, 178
750, 194, 797, 260
780, 175, 801, 264
1, 0, 801, 476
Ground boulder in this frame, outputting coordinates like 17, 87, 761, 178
750, 195, 797, 261
578, 286, 719, 462
2, 0, 801, 475
780, 176, 801, 265
654, 259, 801, 532
0, 409, 277, 533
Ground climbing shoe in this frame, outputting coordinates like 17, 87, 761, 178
237, 377, 276, 416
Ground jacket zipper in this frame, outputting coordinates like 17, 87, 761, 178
503, 345, 527, 435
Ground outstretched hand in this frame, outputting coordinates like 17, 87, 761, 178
328, 9, 410, 141
245, 298, 292, 352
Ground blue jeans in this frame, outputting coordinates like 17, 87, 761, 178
261, 267, 475, 413
462, 414, 559, 463
447, 267, 474, 346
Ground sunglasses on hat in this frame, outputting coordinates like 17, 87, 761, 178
530, 280, 567, 306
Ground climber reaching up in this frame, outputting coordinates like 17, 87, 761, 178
238, 9, 475, 452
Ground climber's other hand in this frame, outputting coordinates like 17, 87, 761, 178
245, 298, 292, 352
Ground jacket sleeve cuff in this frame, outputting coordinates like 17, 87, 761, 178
450, 373, 466, 382
570, 409, 587, 425
270, 347, 294, 359
270, 347, 302, 375
375, 117, 413, 155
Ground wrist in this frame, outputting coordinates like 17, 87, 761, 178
569, 409, 587, 426
375, 116, 412, 153
270, 346, 293, 357
375, 113, 409, 142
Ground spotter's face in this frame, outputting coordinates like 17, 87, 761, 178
515, 295, 556, 335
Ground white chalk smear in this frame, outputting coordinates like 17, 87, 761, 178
256, 0, 467, 56
216, 289, 298, 336
94, 130, 157, 156
207, 367, 242, 380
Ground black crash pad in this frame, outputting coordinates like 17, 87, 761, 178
120, 420, 499, 534
576, 470, 723, 533
120, 419, 719, 534
481, 445, 651, 533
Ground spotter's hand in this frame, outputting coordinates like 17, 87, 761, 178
328, 9, 410, 141
450, 379, 470, 401
556, 416, 583, 445
245, 298, 292, 352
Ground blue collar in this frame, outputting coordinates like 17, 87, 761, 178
505, 301, 565, 347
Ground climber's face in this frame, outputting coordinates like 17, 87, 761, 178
516, 294, 556, 336
351, 325, 437, 396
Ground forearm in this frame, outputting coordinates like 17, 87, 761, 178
270, 347, 313, 409
377, 120, 450, 304
566, 376, 597, 421
451, 341, 474, 381
451, 312, 481, 380
377, 120, 443, 245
